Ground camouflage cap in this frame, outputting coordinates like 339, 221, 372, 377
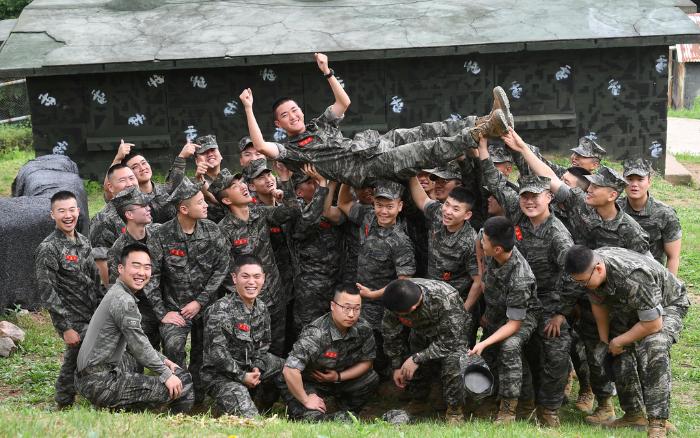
194, 134, 219, 154
584, 166, 627, 192
622, 157, 653, 178
460, 354, 494, 401
488, 144, 513, 163
238, 135, 253, 151
381, 409, 411, 425
571, 137, 606, 159
243, 158, 272, 181
290, 171, 311, 189
428, 162, 461, 181
208, 172, 243, 199
112, 186, 149, 215
167, 177, 203, 204
518, 175, 551, 195
374, 180, 404, 200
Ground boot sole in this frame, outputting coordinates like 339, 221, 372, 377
491, 109, 509, 137
493, 87, 514, 129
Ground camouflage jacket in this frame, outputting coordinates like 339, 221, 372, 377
76, 279, 171, 382
144, 217, 229, 320
285, 313, 376, 373
482, 247, 542, 331
617, 194, 682, 265
202, 293, 277, 383
512, 143, 568, 179
35, 229, 103, 334
554, 184, 649, 253
423, 200, 478, 297
382, 278, 471, 368
483, 157, 573, 314
89, 201, 126, 260
144, 155, 187, 224
107, 224, 161, 284
588, 247, 690, 330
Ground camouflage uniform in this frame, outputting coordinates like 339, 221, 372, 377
588, 247, 690, 420
513, 137, 607, 180
618, 158, 682, 266
201, 292, 284, 417
144, 155, 186, 224
89, 201, 126, 261
193, 135, 231, 224
272, 107, 478, 187
383, 278, 473, 406
482, 161, 574, 409
423, 199, 478, 299
280, 313, 379, 420
35, 229, 103, 406
144, 179, 230, 402
338, 203, 373, 284
75, 279, 194, 413
554, 167, 649, 413
481, 247, 540, 401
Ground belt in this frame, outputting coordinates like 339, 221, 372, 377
76, 363, 115, 378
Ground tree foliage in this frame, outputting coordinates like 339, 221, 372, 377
0, 0, 32, 20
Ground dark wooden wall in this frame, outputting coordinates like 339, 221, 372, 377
27, 45, 670, 179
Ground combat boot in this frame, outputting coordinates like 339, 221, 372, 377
405, 398, 431, 417
515, 398, 536, 421
563, 370, 575, 400
607, 411, 648, 430
445, 405, 464, 424
494, 398, 518, 424
575, 385, 595, 413
648, 418, 667, 438
471, 396, 498, 419
476, 86, 513, 128
536, 406, 561, 428
584, 396, 616, 425
467, 109, 509, 143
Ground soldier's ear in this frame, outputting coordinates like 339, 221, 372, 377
464, 210, 473, 221
397, 200, 403, 212
117, 263, 124, 275
220, 196, 232, 206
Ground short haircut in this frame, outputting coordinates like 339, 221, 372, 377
483, 216, 515, 252
107, 163, 130, 180
447, 186, 475, 208
272, 96, 295, 120
333, 283, 360, 301
120, 243, 150, 264
564, 245, 596, 275
121, 151, 146, 167
50, 190, 76, 205
383, 279, 422, 313
214, 174, 244, 203
232, 254, 264, 274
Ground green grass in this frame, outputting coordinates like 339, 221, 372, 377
0, 148, 34, 196
0, 123, 33, 153
669, 97, 700, 120
673, 152, 700, 165
1, 153, 700, 436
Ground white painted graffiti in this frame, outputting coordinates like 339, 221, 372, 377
184, 125, 198, 142
336, 77, 345, 89
52, 140, 68, 155
273, 127, 287, 142
649, 140, 663, 159
147, 74, 165, 88
555, 65, 572, 81
128, 113, 146, 127
509, 81, 523, 99
655, 55, 668, 74
224, 101, 239, 117
38, 93, 57, 107
463, 60, 481, 75
91, 89, 107, 105
390, 96, 405, 114
190, 76, 208, 89
585, 132, 598, 141
448, 113, 463, 121
608, 79, 622, 96
260, 68, 277, 82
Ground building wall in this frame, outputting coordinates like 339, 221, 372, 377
26, 45, 670, 179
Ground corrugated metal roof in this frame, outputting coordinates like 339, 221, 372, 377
677, 13, 700, 62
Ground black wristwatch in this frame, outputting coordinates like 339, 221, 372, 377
335, 370, 342, 383
324, 68, 335, 79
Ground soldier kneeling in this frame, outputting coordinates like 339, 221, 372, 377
75, 244, 194, 413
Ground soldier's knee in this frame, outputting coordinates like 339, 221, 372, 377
501, 336, 524, 355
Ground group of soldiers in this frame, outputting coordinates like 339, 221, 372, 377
34, 53, 687, 437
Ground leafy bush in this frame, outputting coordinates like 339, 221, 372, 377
0, 0, 32, 19
0, 122, 32, 153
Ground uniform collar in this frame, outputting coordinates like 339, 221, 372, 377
114, 278, 140, 303
328, 315, 359, 341
52, 228, 87, 247
623, 193, 655, 217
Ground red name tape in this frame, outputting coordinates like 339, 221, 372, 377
398, 317, 413, 327
64, 254, 78, 262
298, 137, 313, 147
319, 221, 331, 229
233, 238, 249, 246
514, 225, 523, 241
323, 351, 338, 359
237, 322, 250, 332
169, 249, 186, 257
270, 227, 282, 234
442, 271, 452, 281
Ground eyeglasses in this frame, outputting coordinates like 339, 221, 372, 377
574, 263, 599, 288
332, 301, 361, 316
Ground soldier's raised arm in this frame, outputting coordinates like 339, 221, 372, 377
315, 53, 350, 118
240, 88, 281, 159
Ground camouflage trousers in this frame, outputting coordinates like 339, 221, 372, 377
574, 301, 623, 402
277, 369, 380, 421
482, 312, 537, 400
55, 342, 81, 406
139, 304, 161, 352
160, 317, 205, 402
292, 274, 335, 334
526, 313, 572, 409
74, 354, 194, 413
568, 325, 591, 390
404, 331, 470, 407
309, 118, 477, 187
611, 305, 687, 420
268, 304, 287, 357
207, 355, 285, 418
